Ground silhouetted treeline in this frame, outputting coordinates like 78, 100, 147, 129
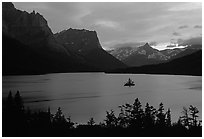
3, 91, 202, 137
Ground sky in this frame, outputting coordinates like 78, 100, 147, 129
13, 2, 202, 50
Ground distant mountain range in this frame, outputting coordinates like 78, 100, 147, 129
109, 43, 202, 67
2, 2, 125, 75
107, 50, 202, 76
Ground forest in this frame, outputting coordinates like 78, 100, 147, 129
2, 91, 202, 137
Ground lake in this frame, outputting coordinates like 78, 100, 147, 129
2, 73, 202, 124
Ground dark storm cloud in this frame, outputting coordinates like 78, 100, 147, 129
173, 32, 181, 36
177, 36, 202, 46
111, 41, 158, 49
194, 25, 202, 29
177, 39, 185, 45
178, 25, 188, 29
112, 42, 146, 48
166, 44, 177, 48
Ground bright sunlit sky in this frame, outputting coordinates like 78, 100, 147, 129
13, 2, 202, 50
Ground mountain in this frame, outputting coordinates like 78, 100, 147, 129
3, 34, 59, 75
110, 43, 168, 67
2, 32, 97, 75
109, 43, 202, 67
54, 28, 126, 71
54, 28, 101, 54
109, 46, 138, 61
159, 48, 184, 58
186, 44, 202, 50
2, 2, 126, 75
3, 2, 67, 54
3, 2, 96, 75
107, 50, 202, 76
178, 36, 202, 46
160, 44, 202, 60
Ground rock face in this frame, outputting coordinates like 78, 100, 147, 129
2, 2, 126, 75
54, 28, 126, 70
55, 28, 101, 54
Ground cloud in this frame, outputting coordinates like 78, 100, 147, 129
72, 9, 91, 25
168, 3, 201, 12
94, 20, 121, 30
177, 36, 202, 46
173, 32, 181, 36
194, 25, 202, 29
178, 25, 188, 29
149, 41, 158, 46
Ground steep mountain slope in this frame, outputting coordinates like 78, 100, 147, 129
3, 2, 68, 55
109, 46, 139, 61
54, 29, 126, 70
160, 44, 202, 60
110, 43, 167, 67
160, 48, 184, 58
187, 44, 202, 50
3, 2, 97, 75
108, 50, 202, 76
2, 33, 96, 75
3, 34, 55, 75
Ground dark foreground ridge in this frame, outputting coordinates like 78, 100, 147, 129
3, 91, 202, 137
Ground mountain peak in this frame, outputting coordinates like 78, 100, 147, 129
3, 2, 53, 43
144, 43, 150, 47
2, 2, 15, 10
140, 42, 153, 51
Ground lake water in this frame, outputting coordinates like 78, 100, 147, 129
2, 73, 202, 124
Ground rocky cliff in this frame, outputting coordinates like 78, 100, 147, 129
54, 28, 126, 70
55, 28, 101, 54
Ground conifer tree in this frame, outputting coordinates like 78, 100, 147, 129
144, 103, 156, 128
166, 108, 171, 127
53, 107, 68, 128
189, 105, 199, 127
130, 98, 144, 128
156, 103, 166, 127
87, 117, 95, 126
14, 91, 24, 112
105, 110, 118, 128
180, 107, 190, 128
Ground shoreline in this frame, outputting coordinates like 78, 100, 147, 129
3, 71, 202, 76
